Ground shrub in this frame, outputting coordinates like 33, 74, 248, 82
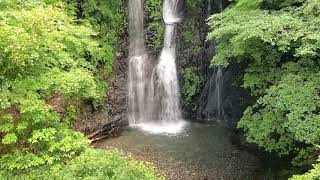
208, 0, 320, 176
290, 156, 320, 180
0, 1, 158, 179
182, 67, 205, 105
1, 149, 162, 180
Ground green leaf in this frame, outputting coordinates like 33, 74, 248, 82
2, 133, 17, 144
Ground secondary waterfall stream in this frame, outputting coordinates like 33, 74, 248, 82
128, 0, 185, 133
215, 0, 224, 120
198, 0, 225, 121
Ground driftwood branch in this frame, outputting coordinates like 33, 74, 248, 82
86, 119, 123, 143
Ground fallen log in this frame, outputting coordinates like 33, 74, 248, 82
86, 119, 123, 143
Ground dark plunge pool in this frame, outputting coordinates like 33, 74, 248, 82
96, 122, 276, 179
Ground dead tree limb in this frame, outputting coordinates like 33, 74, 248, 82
86, 119, 123, 143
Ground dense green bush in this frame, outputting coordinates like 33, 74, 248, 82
65, 0, 126, 78
0, 0, 159, 179
1, 149, 162, 179
0, 0, 104, 172
208, 0, 320, 177
56, 149, 161, 180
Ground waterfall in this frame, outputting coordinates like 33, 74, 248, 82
128, 0, 185, 133
198, 0, 225, 121
214, 67, 224, 120
149, 0, 182, 122
215, 0, 224, 121
128, 0, 148, 124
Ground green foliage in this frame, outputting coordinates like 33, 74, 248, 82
186, 0, 202, 13
1, 130, 89, 172
182, 67, 205, 105
181, 30, 193, 43
290, 155, 320, 179
0, 0, 156, 179
0, 3, 104, 80
239, 71, 320, 155
183, 0, 202, 31
179, 0, 204, 111
2, 133, 17, 145
208, 0, 320, 172
145, 0, 163, 51
54, 149, 162, 180
0, 0, 158, 179
0, 0, 103, 156
65, 0, 126, 77
1, 149, 162, 179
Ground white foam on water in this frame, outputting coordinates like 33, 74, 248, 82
131, 121, 187, 134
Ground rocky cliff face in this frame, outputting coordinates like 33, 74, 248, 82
175, 0, 251, 125
105, 40, 129, 125
176, 2, 209, 118
73, 36, 129, 134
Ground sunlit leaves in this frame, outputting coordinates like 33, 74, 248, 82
0, 0, 107, 175
0, 0, 156, 179
0, 4, 106, 80
2, 133, 17, 145
208, 0, 320, 170
65, 0, 125, 77
1, 149, 162, 179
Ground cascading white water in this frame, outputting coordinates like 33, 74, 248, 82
150, 0, 182, 122
163, 0, 181, 24
128, 0, 148, 124
141, 0, 185, 133
128, 0, 185, 133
